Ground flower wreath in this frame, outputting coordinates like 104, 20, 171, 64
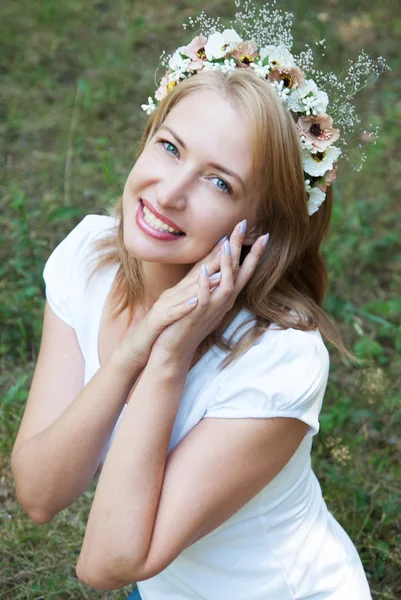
141, 0, 390, 216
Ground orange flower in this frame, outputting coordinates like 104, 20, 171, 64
298, 114, 340, 152
231, 40, 258, 67
267, 65, 305, 89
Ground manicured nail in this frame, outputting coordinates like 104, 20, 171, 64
262, 233, 270, 247
209, 271, 221, 281
201, 264, 208, 277
218, 234, 228, 243
240, 219, 247, 235
224, 240, 231, 256
187, 296, 198, 305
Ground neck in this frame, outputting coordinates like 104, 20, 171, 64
140, 260, 193, 311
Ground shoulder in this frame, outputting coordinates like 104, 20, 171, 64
51, 213, 118, 270
233, 309, 329, 365
218, 322, 330, 400
64, 213, 117, 250
42, 213, 118, 327
261, 325, 330, 366
205, 323, 330, 435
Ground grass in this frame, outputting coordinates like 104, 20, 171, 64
1, 0, 400, 597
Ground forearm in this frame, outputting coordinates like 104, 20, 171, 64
77, 348, 192, 585
11, 356, 139, 523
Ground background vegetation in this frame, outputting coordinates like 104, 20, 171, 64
1, 0, 400, 597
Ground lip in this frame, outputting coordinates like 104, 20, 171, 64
136, 201, 184, 241
141, 198, 185, 233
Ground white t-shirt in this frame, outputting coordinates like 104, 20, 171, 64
43, 214, 372, 599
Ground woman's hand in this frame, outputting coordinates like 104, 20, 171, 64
113, 235, 229, 372
151, 221, 268, 363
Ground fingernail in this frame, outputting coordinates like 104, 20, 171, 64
201, 264, 208, 277
209, 271, 221, 281
217, 250, 221, 257
187, 296, 198, 305
224, 240, 231, 256
240, 219, 247, 235
262, 233, 270, 247
218, 234, 228, 243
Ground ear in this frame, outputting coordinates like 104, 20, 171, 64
242, 221, 265, 246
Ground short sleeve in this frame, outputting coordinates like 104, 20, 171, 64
203, 328, 330, 437
42, 214, 104, 327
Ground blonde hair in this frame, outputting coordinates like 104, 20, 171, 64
86, 69, 351, 369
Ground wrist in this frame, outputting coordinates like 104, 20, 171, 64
149, 346, 194, 379
109, 348, 143, 382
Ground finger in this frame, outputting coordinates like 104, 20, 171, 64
150, 270, 221, 328
149, 295, 199, 332
217, 239, 234, 299
184, 266, 210, 312
198, 237, 227, 281
234, 233, 269, 294
186, 235, 228, 283
209, 234, 228, 256
206, 252, 224, 279
163, 272, 221, 314
184, 263, 212, 312
229, 219, 247, 279
208, 271, 222, 286
197, 263, 211, 310
162, 268, 221, 302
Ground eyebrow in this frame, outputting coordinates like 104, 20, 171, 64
159, 125, 245, 190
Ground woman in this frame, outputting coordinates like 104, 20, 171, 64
11, 49, 373, 600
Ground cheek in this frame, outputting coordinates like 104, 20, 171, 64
125, 149, 156, 188
193, 203, 238, 242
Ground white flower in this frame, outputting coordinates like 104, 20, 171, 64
269, 79, 291, 102
259, 44, 296, 68
168, 49, 192, 78
220, 58, 237, 73
168, 69, 190, 83
250, 60, 271, 79
204, 28, 242, 60
286, 79, 329, 116
303, 146, 342, 177
305, 182, 326, 215
299, 134, 315, 152
285, 90, 304, 114
202, 58, 237, 74
301, 79, 329, 116
202, 61, 219, 72
141, 96, 157, 115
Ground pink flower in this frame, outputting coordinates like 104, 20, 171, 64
155, 71, 177, 101
267, 65, 305, 89
155, 74, 169, 101
155, 71, 169, 102
297, 114, 340, 152
324, 163, 338, 185
230, 40, 258, 67
181, 35, 208, 70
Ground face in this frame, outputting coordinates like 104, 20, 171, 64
122, 89, 256, 264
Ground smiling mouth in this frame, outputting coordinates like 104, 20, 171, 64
140, 199, 186, 236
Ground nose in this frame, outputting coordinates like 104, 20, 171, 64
156, 169, 194, 212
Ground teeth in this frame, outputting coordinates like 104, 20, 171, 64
143, 205, 182, 234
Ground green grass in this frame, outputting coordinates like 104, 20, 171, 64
1, 0, 400, 597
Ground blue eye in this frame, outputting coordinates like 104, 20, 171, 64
161, 140, 179, 156
212, 178, 231, 194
